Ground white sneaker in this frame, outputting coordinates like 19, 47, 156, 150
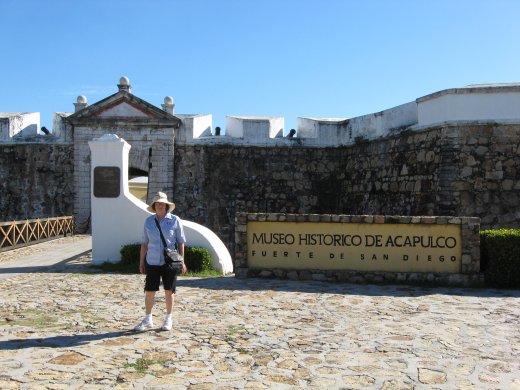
161, 317, 172, 331
134, 318, 154, 332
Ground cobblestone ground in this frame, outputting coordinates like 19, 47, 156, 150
0, 250, 519, 389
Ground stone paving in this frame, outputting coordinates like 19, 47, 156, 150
0, 240, 519, 389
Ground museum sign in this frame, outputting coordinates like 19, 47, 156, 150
247, 221, 462, 273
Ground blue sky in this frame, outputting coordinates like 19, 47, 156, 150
1, 0, 519, 133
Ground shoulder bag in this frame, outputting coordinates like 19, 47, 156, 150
154, 218, 183, 272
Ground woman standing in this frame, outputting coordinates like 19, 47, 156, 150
134, 192, 187, 332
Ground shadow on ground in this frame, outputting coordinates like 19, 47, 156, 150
2, 252, 518, 299
176, 275, 520, 298
0, 330, 136, 350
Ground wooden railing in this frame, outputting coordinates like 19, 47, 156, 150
0, 216, 74, 252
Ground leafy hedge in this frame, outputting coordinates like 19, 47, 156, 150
120, 243, 141, 266
480, 229, 520, 289
119, 243, 213, 273
184, 246, 212, 272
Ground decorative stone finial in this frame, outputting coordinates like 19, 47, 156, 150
74, 95, 88, 112
162, 96, 175, 114
118, 76, 132, 93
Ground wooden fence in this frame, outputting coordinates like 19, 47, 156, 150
0, 216, 74, 252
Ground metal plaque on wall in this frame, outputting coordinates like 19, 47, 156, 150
93, 166, 120, 198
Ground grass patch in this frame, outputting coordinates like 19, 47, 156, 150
227, 325, 244, 336
3, 308, 71, 330
2, 307, 104, 330
184, 268, 223, 278
225, 324, 246, 343
123, 358, 166, 373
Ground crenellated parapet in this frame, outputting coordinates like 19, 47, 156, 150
4, 81, 520, 148
0, 111, 74, 144
173, 114, 287, 146
226, 116, 284, 140
52, 112, 74, 143
0, 112, 40, 142
175, 83, 520, 147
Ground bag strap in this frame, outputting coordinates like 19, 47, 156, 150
154, 218, 168, 249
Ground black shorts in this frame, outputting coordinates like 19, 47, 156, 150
144, 262, 178, 292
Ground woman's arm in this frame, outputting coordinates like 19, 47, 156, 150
139, 243, 148, 274
177, 242, 187, 274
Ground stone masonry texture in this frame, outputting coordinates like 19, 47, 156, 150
1, 123, 519, 254
0, 247, 519, 389
173, 124, 520, 254
0, 143, 73, 220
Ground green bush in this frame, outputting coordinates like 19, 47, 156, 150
92, 243, 141, 273
111, 243, 214, 275
184, 246, 212, 272
480, 229, 520, 289
120, 243, 141, 266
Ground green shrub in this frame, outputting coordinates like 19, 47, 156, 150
120, 243, 141, 266
480, 229, 520, 289
184, 246, 212, 272
92, 243, 141, 273
103, 243, 214, 275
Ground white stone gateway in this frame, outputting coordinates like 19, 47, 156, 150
88, 134, 233, 274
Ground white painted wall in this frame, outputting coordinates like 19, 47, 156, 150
175, 114, 213, 143
0, 112, 40, 141
52, 112, 73, 142
417, 87, 520, 127
193, 114, 213, 138
182, 220, 234, 274
297, 117, 348, 145
17, 112, 40, 137
226, 116, 284, 141
88, 134, 233, 274
297, 101, 417, 146
89, 134, 148, 264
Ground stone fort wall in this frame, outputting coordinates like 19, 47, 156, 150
172, 123, 520, 252
2, 121, 517, 255
0, 122, 519, 254
0, 142, 74, 220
